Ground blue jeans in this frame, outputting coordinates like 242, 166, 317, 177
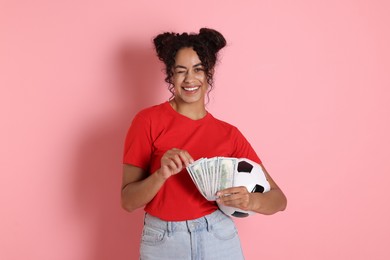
140, 210, 245, 260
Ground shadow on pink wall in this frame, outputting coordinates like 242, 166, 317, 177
72, 43, 162, 260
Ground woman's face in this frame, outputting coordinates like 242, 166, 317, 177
171, 47, 208, 105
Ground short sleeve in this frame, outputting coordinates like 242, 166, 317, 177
232, 127, 262, 164
123, 113, 152, 170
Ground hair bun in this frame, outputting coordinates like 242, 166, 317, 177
153, 32, 176, 61
199, 28, 227, 52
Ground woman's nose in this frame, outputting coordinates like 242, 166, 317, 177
184, 71, 195, 82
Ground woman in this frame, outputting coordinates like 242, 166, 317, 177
121, 28, 287, 260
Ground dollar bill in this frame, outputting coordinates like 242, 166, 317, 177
187, 157, 237, 201
217, 157, 236, 191
187, 158, 207, 198
206, 158, 218, 199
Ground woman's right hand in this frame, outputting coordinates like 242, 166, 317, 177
158, 148, 194, 180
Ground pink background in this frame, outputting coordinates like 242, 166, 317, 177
1, 1, 389, 259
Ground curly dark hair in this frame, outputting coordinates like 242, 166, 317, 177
153, 28, 227, 98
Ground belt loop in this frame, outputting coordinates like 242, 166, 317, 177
167, 221, 172, 237
204, 215, 212, 232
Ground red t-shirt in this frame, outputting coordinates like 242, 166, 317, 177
123, 102, 261, 221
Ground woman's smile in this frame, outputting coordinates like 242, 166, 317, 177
182, 86, 200, 92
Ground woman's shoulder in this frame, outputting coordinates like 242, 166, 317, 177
135, 102, 169, 119
209, 114, 239, 132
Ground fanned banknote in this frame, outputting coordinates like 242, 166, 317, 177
186, 157, 237, 201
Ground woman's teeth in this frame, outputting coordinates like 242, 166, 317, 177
183, 86, 199, 91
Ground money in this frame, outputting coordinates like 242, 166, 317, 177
188, 158, 207, 198
218, 157, 236, 191
186, 157, 237, 201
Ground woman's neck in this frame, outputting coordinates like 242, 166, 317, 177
169, 99, 207, 120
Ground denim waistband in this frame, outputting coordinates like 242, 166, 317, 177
144, 210, 229, 234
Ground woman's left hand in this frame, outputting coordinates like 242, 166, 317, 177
216, 186, 253, 211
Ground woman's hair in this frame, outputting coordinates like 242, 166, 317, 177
153, 28, 227, 97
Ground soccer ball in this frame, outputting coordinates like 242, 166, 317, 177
217, 158, 271, 218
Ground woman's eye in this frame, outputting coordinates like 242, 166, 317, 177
194, 68, 204, 72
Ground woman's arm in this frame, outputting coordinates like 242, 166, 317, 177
121, 148, 194, 212
216, 163, 287, 215
121, 164, 166, 212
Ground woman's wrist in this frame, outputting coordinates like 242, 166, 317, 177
155, 168, 170, 182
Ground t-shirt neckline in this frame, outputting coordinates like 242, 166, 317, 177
163, 101, 211, 123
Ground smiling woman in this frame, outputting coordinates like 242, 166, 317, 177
121, 28, 287, 260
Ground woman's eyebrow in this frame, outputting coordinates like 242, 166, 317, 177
174, 65, 187, 69
174, 63, 203, 69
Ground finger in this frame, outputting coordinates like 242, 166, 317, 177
170, 153, 183, 171
220, 195, 249, 209
161, 154, 176, 169
219, 193, 240, 203
217, 195, 239, 207
217, 186, 244, 197
165, 161, 178, 175
163, 150, 183, 169
177, 150, 194, 166
217, 187, 249, 204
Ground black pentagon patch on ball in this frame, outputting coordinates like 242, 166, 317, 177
232, 211, 250, 218
251, 184, 265, 193
237, 161, 253, 173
